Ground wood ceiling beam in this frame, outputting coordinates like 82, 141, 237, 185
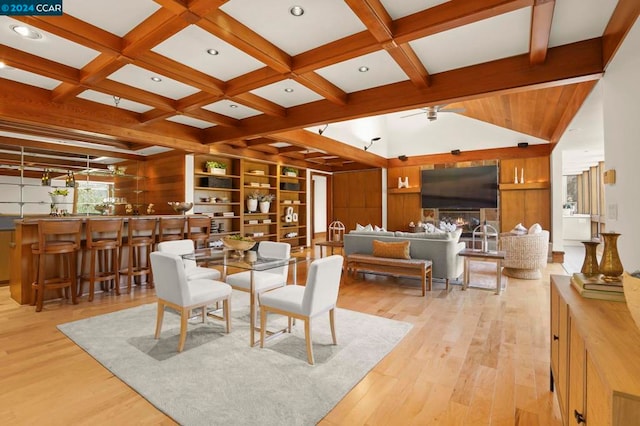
303, 152, 328, 159
199, 10, 292, 74
277, 145, 307, 154
204, 38, 603, 143
177, 91, 223, 110
52, 55, 132, 102
0, 137, 143, 161
385, 43, 430, 88
292, 72, 348, 105
270, 130, 387, 169
231, 93, 286, 118
225, 67, 287, 97
393, 0, 533, 44
180, 108, 238, 128
92, 79, 176, 111
140, 109, 175, 125
602, 0, 640, 69
121, 9, 189, 57
244, 138, 275, 147
529, 0, 555, 65
0, 45, 79, 83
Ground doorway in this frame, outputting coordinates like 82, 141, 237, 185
310, 172, 332, 244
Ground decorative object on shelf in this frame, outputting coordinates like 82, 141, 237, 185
398, 176, 409, 189
282, 166, 298, 177
248, 169, 265, 175
41, 169, 51, 186
246, 191, 259, 212
292, 212, 298, 222
622, 271, 640, 331
199, 197, 211, 203
95, 204, 111, 215
146, 203, 155, 215
599, 232, 623, 282
285, 206, 294, 223
49, 188, 69, 205
580, 241, 600, 276
125, 204, 133, 215
520, 168, 524, 184
222, 235, 256, 257
285, 231, 298, 238
168, 201, 193, 215
258, 193, 275, 213
205, 161, 227, 175
328, 221, 345, 242
514, 167, 519, 184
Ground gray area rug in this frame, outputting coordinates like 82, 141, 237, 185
58, 292, 412, 425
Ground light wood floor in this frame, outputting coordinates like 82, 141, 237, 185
0, 249, 563, 425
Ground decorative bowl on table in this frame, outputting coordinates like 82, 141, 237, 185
168, 201, 193, 214
222, 235, 256, 257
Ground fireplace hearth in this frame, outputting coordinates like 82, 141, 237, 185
438, 210, 481, 237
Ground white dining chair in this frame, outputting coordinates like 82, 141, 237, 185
156, 239, 221, 281
259, 255, 343, 364
150, 251, 232, 352
225, 241, 291, 293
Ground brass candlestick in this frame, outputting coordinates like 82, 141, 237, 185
599, 232, 623, 282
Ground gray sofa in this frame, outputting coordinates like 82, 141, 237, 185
343, 230, 465, 286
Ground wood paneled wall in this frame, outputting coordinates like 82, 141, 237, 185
333, 169, 382, 231
143, 153, 186, 215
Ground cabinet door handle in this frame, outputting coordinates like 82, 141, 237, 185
574, 409, 586, 424
553, 334, 559, 341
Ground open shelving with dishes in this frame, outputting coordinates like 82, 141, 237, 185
242, 160, 278, 242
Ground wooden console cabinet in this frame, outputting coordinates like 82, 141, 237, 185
550, 275, 640, 425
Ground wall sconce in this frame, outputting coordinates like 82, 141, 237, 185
451, 149, 461, 155
318, 124, 328, 135
517, 142, 528, 148
364, 137, 380, 151
398, 155, 408, 161
604, 169, 616, 184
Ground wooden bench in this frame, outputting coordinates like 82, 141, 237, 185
346, 253, 432, 296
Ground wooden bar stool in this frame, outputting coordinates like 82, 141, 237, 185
158, 217, 186, 243
78, 218, 123, 301
120, 218, 157, 294
187, 215, 211, 249
31, 219, 82, 312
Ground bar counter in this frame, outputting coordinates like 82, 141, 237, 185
9, 215, 187, 304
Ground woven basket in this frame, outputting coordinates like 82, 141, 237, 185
222, 236, 256, 252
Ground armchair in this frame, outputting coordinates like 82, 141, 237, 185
499, 230, 549, 279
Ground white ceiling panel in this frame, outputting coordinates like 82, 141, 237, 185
77, 90, 154, 113
63, 0, 160, 37
250, 79, 323, 108
167, 115, 215, 129
220, 0, 365, 56
379, 0, 450, 20
203, 100, 263, 119
549, 0, 619, 48
409, 8, 532, 74
152, 25, 265, 81
0, 67, 60, 90
0, 16, 99, 68
107, 64, 199, 100
315, 50, 408, 93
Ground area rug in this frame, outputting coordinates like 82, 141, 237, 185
57, 292, 412, 425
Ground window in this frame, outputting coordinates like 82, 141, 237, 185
76, 181, 113, 215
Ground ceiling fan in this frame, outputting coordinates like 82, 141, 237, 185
401, 105, 466, 121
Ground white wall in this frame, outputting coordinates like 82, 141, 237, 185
312, 174, 327, 234
602, 17, 640, 271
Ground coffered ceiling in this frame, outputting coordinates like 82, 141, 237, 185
0, 0, 637, 174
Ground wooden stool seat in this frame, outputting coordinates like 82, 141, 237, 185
31, 220, 82, 312
79, 218, 123, 302
120, 218, 157, 293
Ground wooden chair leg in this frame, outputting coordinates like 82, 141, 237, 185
329, 308, 337, 345
88, 249, 96, 302
304, 319, 314, 365
178, 307, 188, 352
224, 298, 231, 333
69, 251, 78, 305
35, 253, 46, 312
155, 301, 165, 339
260, 307, 267, 348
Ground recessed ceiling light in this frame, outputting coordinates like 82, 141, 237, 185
289, 6, 304, 16
0, 61, 13, 70
206, 48, 219, 56
358, 66, 369, 73
284, 88, 294, 93
10, 25, 42, 40
229, 104, 238, 108
150, 76, 162, 82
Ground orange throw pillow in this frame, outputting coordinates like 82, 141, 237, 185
372, 240, 411, 259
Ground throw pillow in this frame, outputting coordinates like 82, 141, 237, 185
511, 223, 528, 235
528, 223, 542, 235
374, 225, 387, 232
372, 240, 411, 259
439, 221, 457, 232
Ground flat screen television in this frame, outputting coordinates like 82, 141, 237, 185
421, 165, 498, 209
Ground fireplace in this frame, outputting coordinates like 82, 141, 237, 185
437, 210, 481, 237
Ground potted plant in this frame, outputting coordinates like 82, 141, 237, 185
282, 166, 298, 177
246, 191, 260, 212
258, 193, 275, 213
205, 161, 227, 175
49, 188, 69, 204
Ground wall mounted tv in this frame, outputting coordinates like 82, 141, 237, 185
421, 165, 498, 209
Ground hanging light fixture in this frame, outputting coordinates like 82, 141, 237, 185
113, 96, 121, 108
364, 137, 380, 151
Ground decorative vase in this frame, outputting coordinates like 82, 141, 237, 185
246, 198, 258, 212
51, 195, 65, 204
599, 232, 623, 282
212, 168, 225, 175
580, 241, 600, 277
259, 201, 270, 213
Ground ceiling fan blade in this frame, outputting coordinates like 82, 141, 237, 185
400, 111, 427, 119
439, 108, 466, 113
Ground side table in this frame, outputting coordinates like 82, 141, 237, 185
315, 240, 344, 257
458, 248, 506, 294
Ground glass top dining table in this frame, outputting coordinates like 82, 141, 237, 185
183, 247, 306, 346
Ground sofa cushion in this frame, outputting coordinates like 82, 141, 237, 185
372, 240, 411, 259
356, 223, 373, 232
350, 230, 396, 237
528, 223, 542, 235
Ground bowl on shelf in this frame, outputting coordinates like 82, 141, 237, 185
222, 235, 256, 256
168, 201, 193, 214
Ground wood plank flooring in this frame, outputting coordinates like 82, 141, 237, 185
0, 249, 563, 425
